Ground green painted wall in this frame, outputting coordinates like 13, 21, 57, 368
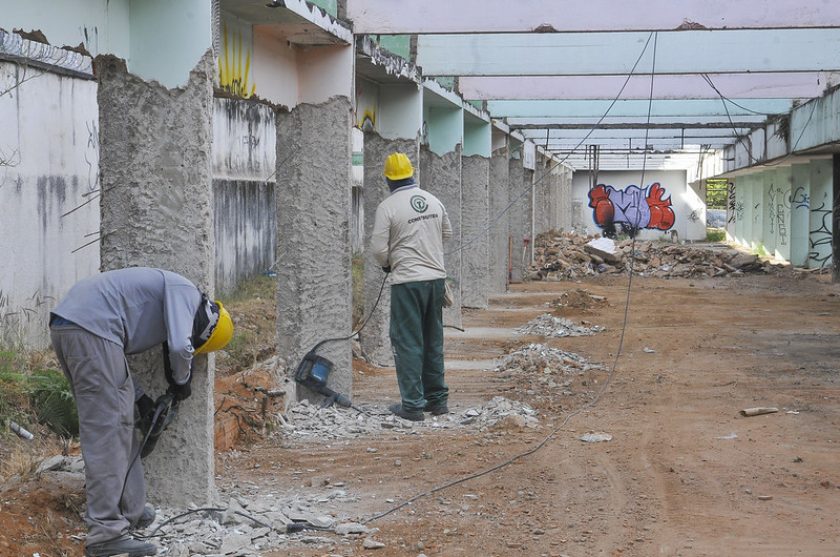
731, 161, 832, 269
308, 0, 338, 17
377, 35, 411, 59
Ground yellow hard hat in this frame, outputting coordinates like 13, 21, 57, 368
195, 301, 234, 354
383, 152, 414, 181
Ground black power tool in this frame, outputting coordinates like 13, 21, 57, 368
137, 392, 179, 458
294, 351, 353, 408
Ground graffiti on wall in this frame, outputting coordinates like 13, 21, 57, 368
728, 182, 737, 223
219, 22, 256, 99
809, 191, 832, 268
790, 186, 810, 210
588, 182, 675, 238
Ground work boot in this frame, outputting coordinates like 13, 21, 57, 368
424, 401, 449, 416
131, 504, 156, 531
388, 403, 424, 421
85, 534, 158, 557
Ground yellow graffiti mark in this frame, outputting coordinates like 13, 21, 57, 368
359, 109, 376, 132
219, 22, 256, 98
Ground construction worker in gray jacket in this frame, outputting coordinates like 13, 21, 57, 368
49, 267, 234, 557
370, 152, 452, 421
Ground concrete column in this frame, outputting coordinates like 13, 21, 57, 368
276, 97, 354, 401
534, 156, 551, 236
809, 160, 833, 269
749, 176, 765, 253
361, 133, 419, 366
774, 167, 792, 262
557, 165, 573, 232
508, 154, 532, 282
421, 144, 463, 328
790, 164, 811, 267
762, 171, 777, 257
461, 154, 490, 308
96, 52, 216, 507
489, 142, 510, 294
461, 116, 491, 309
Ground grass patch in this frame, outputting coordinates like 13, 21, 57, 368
706, 228, 726, 242
216, 274, 277, 375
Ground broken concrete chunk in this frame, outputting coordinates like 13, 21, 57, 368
740, 407, 778, 417
579, 432, 612, 443
335, 522, 370, 535
363, 538, 386, 549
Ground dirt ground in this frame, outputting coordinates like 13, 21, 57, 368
5, 272, 840, 556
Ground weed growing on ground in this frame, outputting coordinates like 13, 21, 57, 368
706, 228, 727, 242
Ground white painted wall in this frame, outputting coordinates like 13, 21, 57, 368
0, 61, 100, 347
0, 0, 130, 58
571, 169, 705, 241
253, 25, 299, 108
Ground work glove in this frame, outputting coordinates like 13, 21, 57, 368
162, 341, 192, 401
382, 266, 391, 274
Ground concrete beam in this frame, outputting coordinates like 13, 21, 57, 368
521, 128, 751, 140
417, 30, 840, 76
346, 0, 840, 34
488, 99, 791, 119
460, 73, 834, 101
225, 0, 352, 44
509, 116, 769, 128
423, 82, 464, 155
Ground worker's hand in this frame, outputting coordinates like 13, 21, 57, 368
167, 378, 192, 402
382, 266, 391, 274
135, 394, 155, 426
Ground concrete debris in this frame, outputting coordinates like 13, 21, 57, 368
579, 432, 612, 443
35, 455, 85, 475
530, 231, 791, 280
363, 538, 386, 549
278, 396, 539, 440
495, 343, 602, 376
740, 407, 779, 417
144, 484, 361, 557
515, 314, 604, 337
550, 289, 607, 311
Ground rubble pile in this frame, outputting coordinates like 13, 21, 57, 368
550, 288, 608, 311
514, 314, 605, 337
530, 231, 785, 280
278, 396, 539, 439
495, 343, 602, 377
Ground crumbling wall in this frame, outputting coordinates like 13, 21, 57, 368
0, 60, 100, 347
421, 145, 462, 328
276, 96, 353, 400
212, 98, 277, 294
461, 154, 490, 308
488, 146, 510, 293
96, 51, 216, 507
360, 133, 419, 366
533, 159, 551, 237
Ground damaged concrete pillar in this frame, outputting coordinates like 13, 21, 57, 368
276, 97, 354, 400
461, 115, 491, 309
96, 52, 216, 507
534, 154, 551, 237
488, 134, 510, 293
421, 145, 463, 328
361, 132, 419, 365
461, 154, 490, 308
508, 153, 533, 283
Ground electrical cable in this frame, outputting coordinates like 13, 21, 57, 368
363, 32, 660, 525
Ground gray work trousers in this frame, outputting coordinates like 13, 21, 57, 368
50, 325, 146, 546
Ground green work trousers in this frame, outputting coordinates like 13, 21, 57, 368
389, 278, 448, 412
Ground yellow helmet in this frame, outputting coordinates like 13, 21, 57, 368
383, 152, 414, 181
195, 301, 234, 354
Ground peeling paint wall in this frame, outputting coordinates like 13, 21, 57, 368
212, 98, 276, 294
0, 61, 99, 347
461, 155, 490, 308
421, 145, 463, 327
96, 52, 216, 507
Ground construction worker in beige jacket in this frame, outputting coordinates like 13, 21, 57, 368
369, 152, 452, 421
